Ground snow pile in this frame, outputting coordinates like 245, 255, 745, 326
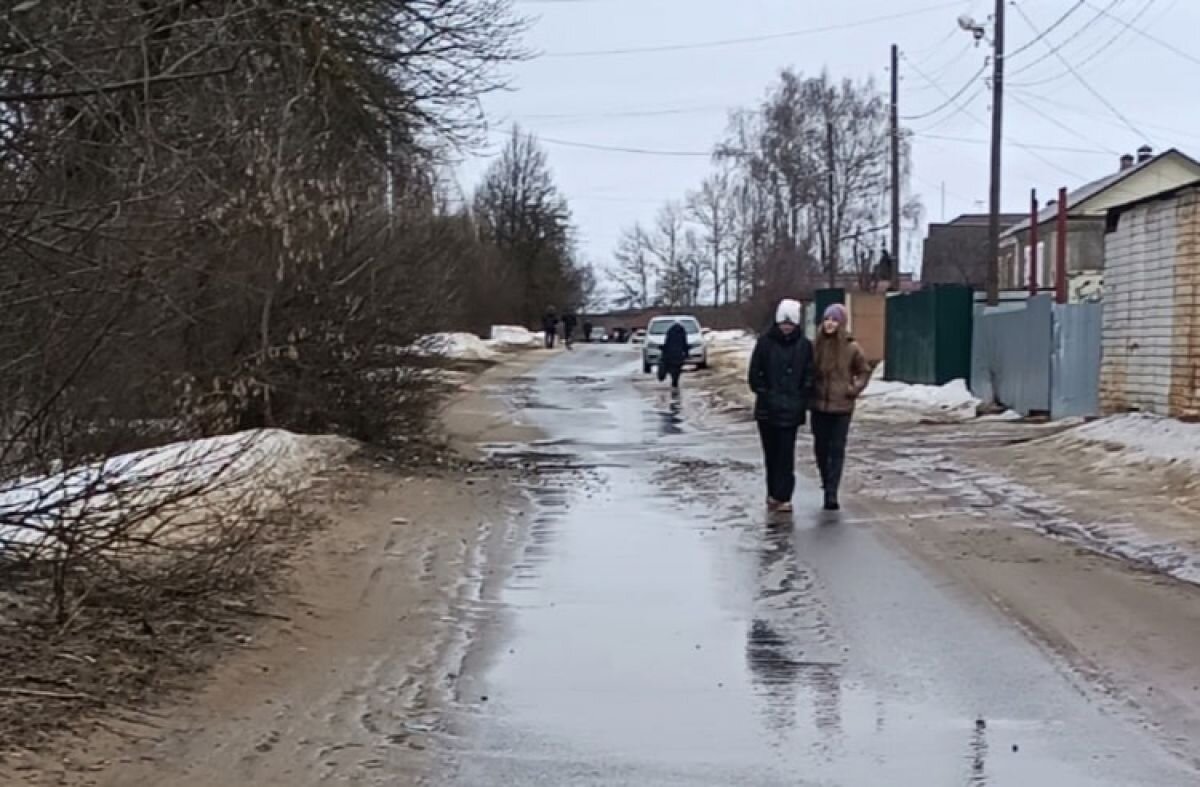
0, 429, 352, 551
1054, 414, 1200, 470
857, 378, 981, 423
416, 332, 500, 362
705, 329, 755, 349
490, 325, 542, 349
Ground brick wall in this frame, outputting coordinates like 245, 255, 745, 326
1101, 187, 1200, 417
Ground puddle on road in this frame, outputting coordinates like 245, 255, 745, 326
433, 351, 1194, 786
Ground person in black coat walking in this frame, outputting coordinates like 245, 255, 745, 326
542, 307, 559, 349
747, 299, 814, 513
657, 321, 689, 389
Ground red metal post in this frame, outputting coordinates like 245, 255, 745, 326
1029, 189, 1039, 296
1055, 186, 1068, 304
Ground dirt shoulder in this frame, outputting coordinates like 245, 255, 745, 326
4, 357, 542, 787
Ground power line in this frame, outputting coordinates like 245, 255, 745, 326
1007, 93, 1123, 155
1008, 0, 1122, 78
901, 47, 1092, 181
536, 136, 716, 157
542, 1, 966, 57
917, 131, 1112, 155
1011, 0, 1159, 88
1081, 0, 1200, 67
1011, 1, 1153, 143
900, 61, 987, 121
1008, 1, 1086, 59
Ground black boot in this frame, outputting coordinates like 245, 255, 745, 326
823, 487, 840, 512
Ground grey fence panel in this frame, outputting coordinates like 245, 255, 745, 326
970, 295, 1053, 415
1051, 302, 1103, 419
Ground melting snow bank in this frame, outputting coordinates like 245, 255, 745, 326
857, 378, 981, 423
0, 429, 354, 551
1049, 413, 1200, 471
490, 325, 543, 349
416, 333, 500, 362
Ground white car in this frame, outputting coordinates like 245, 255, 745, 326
642, 315, 707, 374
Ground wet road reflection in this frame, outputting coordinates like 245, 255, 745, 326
441, 346, 1194, 786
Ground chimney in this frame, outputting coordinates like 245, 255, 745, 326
1120, 153, 1135, 171
1137, 144, 1154, 164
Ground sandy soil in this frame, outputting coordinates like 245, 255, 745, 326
2, 360, 543, 787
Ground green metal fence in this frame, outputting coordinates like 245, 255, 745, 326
884, 285, 974, 385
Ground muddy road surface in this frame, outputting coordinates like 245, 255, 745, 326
26, 346, 1200, 786
438, 346, 1196, 785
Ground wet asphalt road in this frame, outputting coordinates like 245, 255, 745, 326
441, 346, 1193, 786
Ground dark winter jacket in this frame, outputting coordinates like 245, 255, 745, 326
811, 331, 870, 415
661, 323, 689, 366
542, 312, 558, 332
563, 314, 578, 331
748, 327, 815, 428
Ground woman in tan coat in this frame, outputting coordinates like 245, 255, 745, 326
810, 304, 870, 511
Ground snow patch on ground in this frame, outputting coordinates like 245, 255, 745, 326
858, 378, 981, 423
417, 332, 500, 362
490, 325, 542, 349
0, 429, 353, 550
1050, 413, 1200, 470
705, 329, 754, 349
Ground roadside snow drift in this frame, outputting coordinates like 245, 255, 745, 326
416, 332, 500, 362
490, 325, 542, 349
1048, 413, 1200, 471
0, 429, 353, 553
857, 378, 981, 423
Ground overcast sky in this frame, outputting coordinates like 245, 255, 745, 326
455, 0, 1200, 288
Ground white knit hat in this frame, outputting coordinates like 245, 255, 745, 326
775, 298, 802, 325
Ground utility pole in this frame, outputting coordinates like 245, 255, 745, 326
986, 0, 1006, 306
826, 118, 838, 290
890, 43, 902, 292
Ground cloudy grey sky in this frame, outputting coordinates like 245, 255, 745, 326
456, 0, 1200, 288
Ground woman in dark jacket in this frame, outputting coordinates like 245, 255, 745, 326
747, 299, 814, 513
810, 303, 870, 511
658, 322, 689, 389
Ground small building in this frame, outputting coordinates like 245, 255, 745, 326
1100, 180, 1200, 419
921, 213, 1025, 288
1000, 147, 1200, 299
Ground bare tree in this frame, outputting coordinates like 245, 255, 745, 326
687, 170, 737, 307
473, 127, 584, 324
610, 224, 656, 309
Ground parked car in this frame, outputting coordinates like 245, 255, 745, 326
631, 328, 648, 345
642, 315, 707, 374
592, 326, 609, 343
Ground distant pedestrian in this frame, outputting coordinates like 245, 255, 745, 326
542, 307, 559, 349
562, 313, 578, 349
657, 321, 689, 389
748, 299, 814, 514
583, 321, 594, 343
810, 303, 870, 512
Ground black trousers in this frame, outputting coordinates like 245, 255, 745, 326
757, 422, 799, 503
811, 411, 852, 498
657, 363, 683, 388
544, 329, 556, 349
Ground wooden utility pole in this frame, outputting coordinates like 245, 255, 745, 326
986, 0, 1006, 305
890, 43, 902, 292
826, 118, 838, 289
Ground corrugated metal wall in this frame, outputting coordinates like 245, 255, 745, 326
1102, 188, 1200, 418
1052, 302, 1103, 419
971, 295, 1053, 415
970, 296, 1102, 418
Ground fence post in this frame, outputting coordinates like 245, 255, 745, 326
1029, 188, 1039, 296
1055, 186, 1068, 305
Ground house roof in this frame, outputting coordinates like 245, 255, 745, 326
1104, 177, 1200, 216
1001, 148, 1200, 238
